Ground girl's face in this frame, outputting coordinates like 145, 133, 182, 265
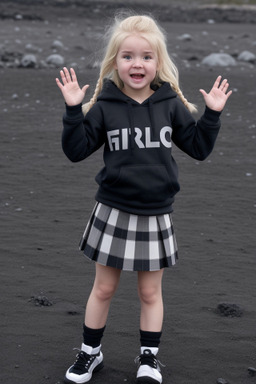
114, 34, 158, 100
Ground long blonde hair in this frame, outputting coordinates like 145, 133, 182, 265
83, 14, 197, 114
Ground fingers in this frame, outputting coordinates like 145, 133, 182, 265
82, 84, 90, 93
56, 67, 76, 85
226, 89, 233, 99
61, 67, 72, 84
219, 78, 228, 91
211, 75, 223, 91
55, 77, 63, 90
199, 89, 208, 102
213, 75, 227, 90
199, 89, 207, 97
222, 81, 231, 95
215, 75, 232, 95
220, 79, 232, 98
70, 67, 77, 82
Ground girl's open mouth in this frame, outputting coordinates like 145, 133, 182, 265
130, 74, 145, 79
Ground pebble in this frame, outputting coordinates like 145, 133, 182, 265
177, 33, 192, 41
25, 43, 41, 53
217, 379, 228, 384
216, 302, 243, 317
30, 295, 53, 307
51, 39, 64, 50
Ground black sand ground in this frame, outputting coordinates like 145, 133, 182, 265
0, 1, 256, 384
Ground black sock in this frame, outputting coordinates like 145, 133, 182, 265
140, 329, 162, 348
83, 324, 106, 348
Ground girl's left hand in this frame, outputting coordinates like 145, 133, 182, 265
199, 75, 232, 112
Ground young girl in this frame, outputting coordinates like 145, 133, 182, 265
56, 14, 232, 384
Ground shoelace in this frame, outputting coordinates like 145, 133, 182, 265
72, 350, 96, 372
134, 352, 165, 370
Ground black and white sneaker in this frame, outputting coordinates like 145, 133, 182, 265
135, 347, 163, 384
64, 343, 104, 383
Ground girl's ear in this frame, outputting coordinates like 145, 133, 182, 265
113, 60, 118, 70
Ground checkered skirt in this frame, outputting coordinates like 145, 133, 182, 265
79, 203, 178, 271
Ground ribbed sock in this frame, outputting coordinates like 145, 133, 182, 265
83, 324, 106, 348
140, 329, 162, 348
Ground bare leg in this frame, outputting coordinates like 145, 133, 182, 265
85, 263, 121, 329
137, 269, 164, 332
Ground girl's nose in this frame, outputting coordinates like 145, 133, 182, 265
133, 59, 143, 67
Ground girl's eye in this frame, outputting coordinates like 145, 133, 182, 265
123, 55, 132, 60
144, 55, 152, 61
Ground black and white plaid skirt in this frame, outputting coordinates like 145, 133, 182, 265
79, 202, 178, 271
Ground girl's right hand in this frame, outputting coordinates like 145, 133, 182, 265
56, 67, 89, 106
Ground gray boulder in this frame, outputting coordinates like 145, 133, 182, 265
237, 50, 255, 63
46, 54, 65, 67
202, 53, 236, 66
20, 54, 37, 68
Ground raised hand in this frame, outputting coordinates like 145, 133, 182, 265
199, 75, 232, 112
56, 67, 89, 106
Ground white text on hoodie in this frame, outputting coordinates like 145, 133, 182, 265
107, 126, 173, 151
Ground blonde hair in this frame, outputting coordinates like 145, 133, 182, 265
83, 14, 197, 114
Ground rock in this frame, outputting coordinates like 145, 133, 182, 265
188, 55, 199, 61
46, 54, 65, 67
51, 39, 64, 50
177, 33, 192, 41
15, 14, 23, 20
70, 62, 79, 68
20, 54, 37, 68
30, 295, 53, 307
1, 50, 22, 63
216, 303, 243, 317
25, 43, 41, 53
202, 53, 236, 66
248, 367, 256, 377
237, 50, 255, 63
217, 378, 228, 384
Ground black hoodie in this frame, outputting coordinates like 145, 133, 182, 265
62, 80, 221, 215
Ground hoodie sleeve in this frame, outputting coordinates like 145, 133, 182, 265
172, 99, 221, 161
62, 103, 105, 162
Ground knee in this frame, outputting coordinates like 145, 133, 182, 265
94, 282, 117, 302
138, 285, 160, 305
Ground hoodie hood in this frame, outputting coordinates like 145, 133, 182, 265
97, 79, 177, 104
